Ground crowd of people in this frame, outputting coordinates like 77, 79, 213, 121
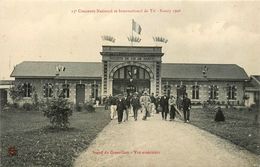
103, 91, 192, 124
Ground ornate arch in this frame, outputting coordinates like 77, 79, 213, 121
109, 62, 154, 79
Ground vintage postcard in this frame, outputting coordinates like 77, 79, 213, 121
0, 1, 259, 167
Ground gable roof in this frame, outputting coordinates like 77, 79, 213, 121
11, 61, 249, 81
161, 63, 248, 81
11, 61, 102, 78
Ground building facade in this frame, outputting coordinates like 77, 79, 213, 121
245, 75, 260, 107
10, 45, 249, 105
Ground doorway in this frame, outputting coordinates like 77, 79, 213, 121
76, 84, 85, 104
112, 65, 151, 96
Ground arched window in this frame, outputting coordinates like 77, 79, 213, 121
113, 65, 150, 80
62, 84, 70, 98
209, 85, 218, 100
91, 84, 98, 99
227, 85, 236, 100
23, 82, 32, 97
43, 83, 53, 98
176, 85, 186, 98
192, 85, 199, 99
163, 84, 171, 97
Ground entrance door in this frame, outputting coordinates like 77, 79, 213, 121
112, 65, 151, 96
113, 79, 150, 96
76, 84, 85, 104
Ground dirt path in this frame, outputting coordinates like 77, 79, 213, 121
74, 112, 260, 167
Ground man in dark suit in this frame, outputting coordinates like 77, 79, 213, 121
160, 94, 169, 120
116, 94, 126, 124
182, 93, 191, 123
131, 93, 140, 121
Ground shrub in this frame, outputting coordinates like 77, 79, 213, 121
40, 97, 73, 128
9, 84, 24, 103
32, 91, 39, 109
83, 102, 95, 112
12, 102, 19, 109
23, 103, 33, 111
75, 104, 83, 112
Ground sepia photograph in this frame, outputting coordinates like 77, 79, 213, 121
0, 0, 259, 167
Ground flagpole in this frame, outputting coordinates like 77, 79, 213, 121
131, 19, 133, 47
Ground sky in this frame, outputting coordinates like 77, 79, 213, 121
0, 0, 260, 80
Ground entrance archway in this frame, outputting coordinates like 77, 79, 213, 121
112, 65, 151, 95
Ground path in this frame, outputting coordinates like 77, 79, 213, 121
74, 112, 260, 167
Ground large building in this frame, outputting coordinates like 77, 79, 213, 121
10, 45, 249, 105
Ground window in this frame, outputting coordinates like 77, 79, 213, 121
176, 85, 186, 98
227, 85, 236, 100
43, 83, 53, 98
192, 85, 199, 99
91, 84, 98, 98
209, 85, 218, 100
62, 84, 70, 98
23, 83, 32, 97
163, 84, 171, 97
113, 66, 150, 80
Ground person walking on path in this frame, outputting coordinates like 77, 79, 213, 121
124, 94, 132, 122
116, 94, 126, 124
110, 95, 117, 120
131, 93, 141, 121
168, 95, 177, 121
155, 94, 160, 114
150, 93, 156, 116
182, 93, 191, 123
103, 96, 108, 110
139, 91, 151, 120
160, 94, 169, 120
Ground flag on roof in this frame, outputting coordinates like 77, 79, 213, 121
132, 19, 142, 35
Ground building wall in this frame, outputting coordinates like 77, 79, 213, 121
14, 78, 102, 104
161, 80, 245, 105
12, 78, 246, 106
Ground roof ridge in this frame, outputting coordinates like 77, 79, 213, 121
22, 61, 101, 63
162, 63, 237, 65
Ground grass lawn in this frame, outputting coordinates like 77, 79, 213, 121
0, 107, 110, 167
190, 108, 260, 155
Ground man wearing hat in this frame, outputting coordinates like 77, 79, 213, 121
182, 93, 191, 123
169, 95, 177, 121
160, 93, 169, 120
109, 95, 117, 120
116, 94, 126, 124
131, 92, 141, 121
139, 91, 151, 120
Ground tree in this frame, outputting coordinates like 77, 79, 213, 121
9, 84, 24, 103
40, 97, 72, 128
32, 87, 39, 109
